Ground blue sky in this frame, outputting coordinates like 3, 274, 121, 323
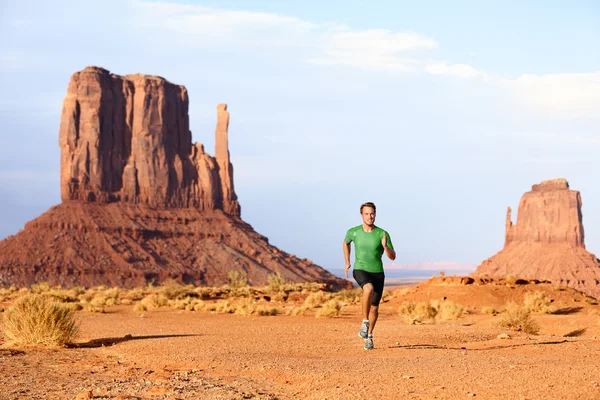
0, 0, 599, 274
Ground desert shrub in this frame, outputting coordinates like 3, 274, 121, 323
267, 273, 287, 292
30, 282, 51, 294
232, 298, 257, 316
291, 306, 310, 316
435, 300, 465, 320
121, 299, 132, 305
194, 287, 215, 300
84, 296, 106, 313
482, 306, 499, 315
256, 306, 278, 316
140, 294, 168, 309
133, 302, 147, 316
315, 300, 342, 318
123, 287, 146, 301
498, 302, 540, 334
505, 275, 517, 286
227, 285, 254, 298
158, 280, 195, 300
228, 270, 248, 289
2, 294, 79, 346
333, 288, 362, 304
0, 286, 18, 302
523, 291, 555, 314
398, 301, 438, 324
303, 292, 331, 308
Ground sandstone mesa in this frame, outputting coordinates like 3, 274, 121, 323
475, 178, 600, 297
0, 66, 349, 289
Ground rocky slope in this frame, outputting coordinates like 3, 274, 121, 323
475, 179, 600, 297
0, 67, 348, 289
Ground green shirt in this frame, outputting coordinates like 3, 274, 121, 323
345, 225, 394, 273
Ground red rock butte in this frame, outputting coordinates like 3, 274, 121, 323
475, 179, 600, 297
0, 66, 349, 289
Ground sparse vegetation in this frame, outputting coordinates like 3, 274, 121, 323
333, 288, 362, 304
434, 300, 465, 320
482, 306, 499, 315
498, 302, 540, 334
398, 301, 438, 324
228, 270, 248, 289
315, 300, 342, 318
303, 291, 331, 308
2, 294, 79, 346
267, 272, 287, 292
399, 300, 466, 324
523, 291, 555, 314
505, 275, 517, 286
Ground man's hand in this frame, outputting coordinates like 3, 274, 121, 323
382, 231, 388, 249
344, 263, 351, 279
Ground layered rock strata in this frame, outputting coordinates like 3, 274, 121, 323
0, 67, 348, 290
475, 179, 600, 297
60, 66, 239, 214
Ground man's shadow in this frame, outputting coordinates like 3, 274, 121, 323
68, 334, 200, 348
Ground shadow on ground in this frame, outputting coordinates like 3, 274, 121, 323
69, 334, 201, 348
552, 307, 583, 315
390, 340, 568, 351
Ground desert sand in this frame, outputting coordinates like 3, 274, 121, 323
2, 280, 599, 400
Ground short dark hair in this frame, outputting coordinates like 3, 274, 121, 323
360, 202, 376, 213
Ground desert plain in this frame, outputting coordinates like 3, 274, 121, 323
1, 278, 600, 400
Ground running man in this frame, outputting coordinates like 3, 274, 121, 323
343, 202, 396, 350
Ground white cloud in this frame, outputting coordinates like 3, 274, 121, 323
132, 1, 438, 71
425, 63, 487, 80
132, 1, 316, 48
310, 29, 438, 71
508, 72, 600, 119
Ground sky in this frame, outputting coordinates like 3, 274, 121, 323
0, 0, 599, 275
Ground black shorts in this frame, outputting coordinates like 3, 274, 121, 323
353, 269, 385, 306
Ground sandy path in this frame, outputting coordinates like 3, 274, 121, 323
4, 303, 597, 400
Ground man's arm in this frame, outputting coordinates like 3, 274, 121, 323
343, 240, 352, 279
382, 232, 396, 261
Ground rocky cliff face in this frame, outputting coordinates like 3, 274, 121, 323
0, 67, 348, 290
60, 66, 239, 215
504, 179, 584, 247
476, 179, 600, 297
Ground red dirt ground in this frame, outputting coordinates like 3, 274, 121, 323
1, 281, 600, 400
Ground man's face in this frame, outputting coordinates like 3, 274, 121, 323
361, 206, 376, 226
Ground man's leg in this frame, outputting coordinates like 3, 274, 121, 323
361, 283, 374, 320
368, 305, 379, 335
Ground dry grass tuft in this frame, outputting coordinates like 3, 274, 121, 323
434, 300, 465, 320
523, 291, 555, 314
228, 270, 248, 289
2, 294, 79, 347
133, 302, 148, 316
267, 273, 287, 293
291, 306, 310, 316
303, 292, 332, 308
482, 306, 499, 315
140, 294, 168, 309
333, 288, 361, 304
505, 275, 517, 286
498, 302, 540, 334
315, 300, 342, 318
398, 301, 438, 324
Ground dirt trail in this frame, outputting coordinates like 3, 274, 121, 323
2, 301, 600, 400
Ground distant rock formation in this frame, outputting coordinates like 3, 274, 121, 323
0, 67, 348, 290
475, 179, 600, 297
60, 66, 239, 214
